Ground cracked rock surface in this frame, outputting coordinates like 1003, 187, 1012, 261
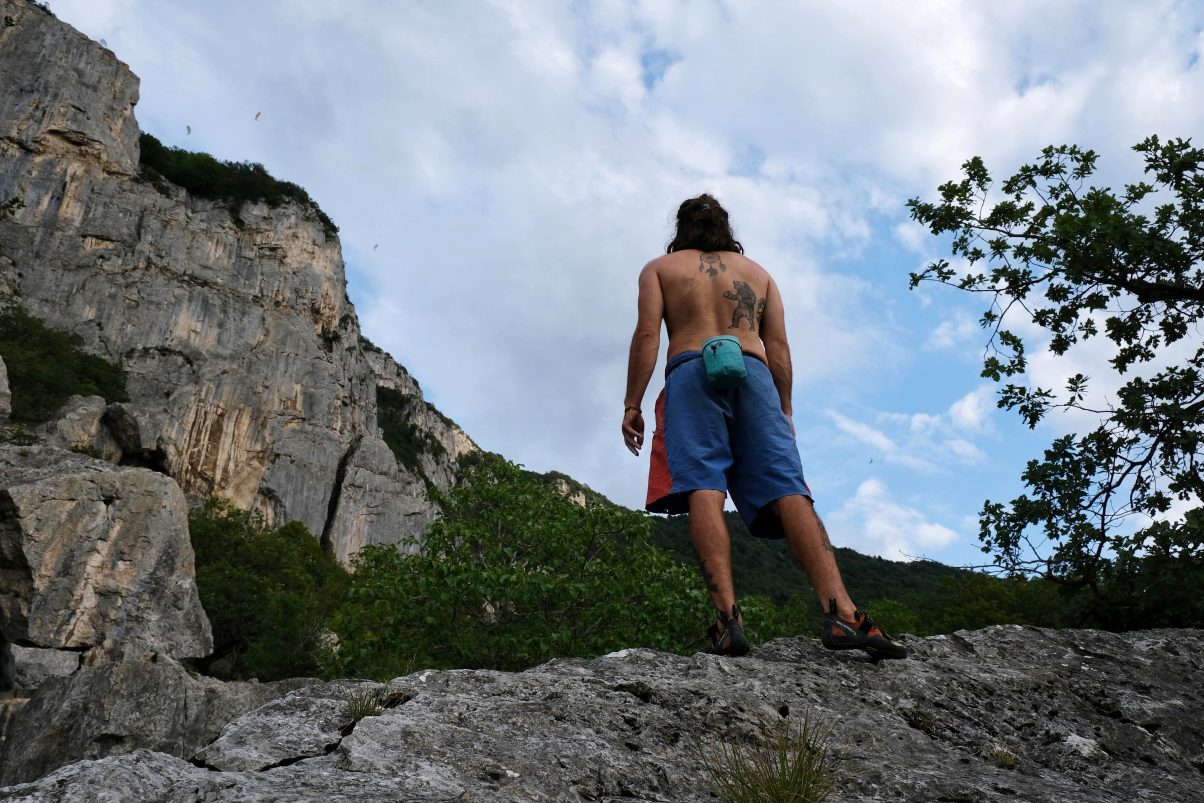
2, 626, 1200, 802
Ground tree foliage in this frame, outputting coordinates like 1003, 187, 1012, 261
650, 511, 960, 609
189, 500, 349, 681
0, 306, 128, 422
138, 133, 338, 238
0, 196, 22, 219
908, 136, 1204, 625
326, 457, 709, 679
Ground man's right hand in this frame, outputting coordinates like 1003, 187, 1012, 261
622, 407, 645, 456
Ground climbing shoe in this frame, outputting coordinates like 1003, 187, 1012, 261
822, 598, 907, 660
705, 604, 750, 657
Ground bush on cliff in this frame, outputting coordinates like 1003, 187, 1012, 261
138, 132, 338, 238
376, 384, 446, 487
326, 456, 709, 679
189, 500, 349, 681
0, 306, 127, 423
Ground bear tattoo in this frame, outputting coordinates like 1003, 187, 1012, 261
724, 281, 761, 331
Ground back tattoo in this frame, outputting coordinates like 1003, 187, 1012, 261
724, 281, 765, 331
698, 252, 726, 278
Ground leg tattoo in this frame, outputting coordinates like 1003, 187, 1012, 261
694, 552, 721, 594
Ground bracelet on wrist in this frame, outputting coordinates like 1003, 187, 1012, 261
624, 405, 641, 413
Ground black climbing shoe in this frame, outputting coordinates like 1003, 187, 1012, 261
821, 598, 907, 660
706, 604, 750, 657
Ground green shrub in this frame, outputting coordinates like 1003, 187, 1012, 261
138, 133, 338, 238
733, 594, 823, 645
376, 385, 446, 485
189, 500, 349, 680
649, 512, 962, 609
326, 456, 709, 679
701, 715, 837, 803
0, 306, 127, 423
913, 571, 1064, 634
1081, 508, 1204, 630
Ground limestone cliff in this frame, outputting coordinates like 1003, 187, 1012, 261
0, 0, 476, 561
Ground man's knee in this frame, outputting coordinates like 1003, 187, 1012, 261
772, 493, 814, 514
688, 489, 726, 513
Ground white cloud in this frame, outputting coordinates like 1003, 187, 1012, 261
944, 438, 986, 462
893, 220, 929, 253
925, 310, 982, 352
826, 479, 962, 562
831, 385, 997, 473
948, 386, 995, 433
828, 411, 897, 453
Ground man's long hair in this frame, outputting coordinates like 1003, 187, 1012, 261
666, 194, 744, 254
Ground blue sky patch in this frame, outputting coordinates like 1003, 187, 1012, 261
639, 48, 678, 90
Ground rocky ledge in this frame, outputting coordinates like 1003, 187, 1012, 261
1, 625, 1200, 802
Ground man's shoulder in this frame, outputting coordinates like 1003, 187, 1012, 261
643, 251, 686, 269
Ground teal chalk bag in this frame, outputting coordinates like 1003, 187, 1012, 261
701, 335, 747, 390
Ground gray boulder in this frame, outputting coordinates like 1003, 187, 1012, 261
2, 626, 1200, 801
7, 644, 79, 691
0, 443, 211, 662
39, 395, 121, 461
0, 656, 312, 786
196, 678, 380, 772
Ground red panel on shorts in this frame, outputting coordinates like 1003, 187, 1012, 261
646, 389, 673, 508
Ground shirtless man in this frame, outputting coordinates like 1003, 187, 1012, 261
622, 194, 906, 660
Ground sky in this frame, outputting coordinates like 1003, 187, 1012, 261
50, 0, 1204, 567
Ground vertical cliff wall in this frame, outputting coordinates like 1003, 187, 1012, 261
0, 0, 476, 560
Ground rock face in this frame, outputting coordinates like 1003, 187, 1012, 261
365, 345, 477, 493
2, 626, 1201, 801
0, 0, 475, 561
0, 1, 139, 178
0, 354, 9, 419
0, 656, 312, 786
0, 442, 210, 663
0, 437, 312, 785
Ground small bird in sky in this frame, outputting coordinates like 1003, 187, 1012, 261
186, 125, 191, 135
254, 111, 262, 121
373, 244, 378, 251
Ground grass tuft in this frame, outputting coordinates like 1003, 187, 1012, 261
701, 715, 837, 803
345, 688, 386, 721
989, 745, 1019, 769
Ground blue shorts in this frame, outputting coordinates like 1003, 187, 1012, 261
646, 351, 812, 539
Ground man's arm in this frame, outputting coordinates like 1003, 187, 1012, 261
622, 263, 664, 455
760, 278, 793, 422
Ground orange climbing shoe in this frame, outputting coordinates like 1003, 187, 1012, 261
821, 598, 907, 660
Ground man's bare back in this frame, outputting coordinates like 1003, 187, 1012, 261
624, 249, 793, 442
645, 249, 780, 363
